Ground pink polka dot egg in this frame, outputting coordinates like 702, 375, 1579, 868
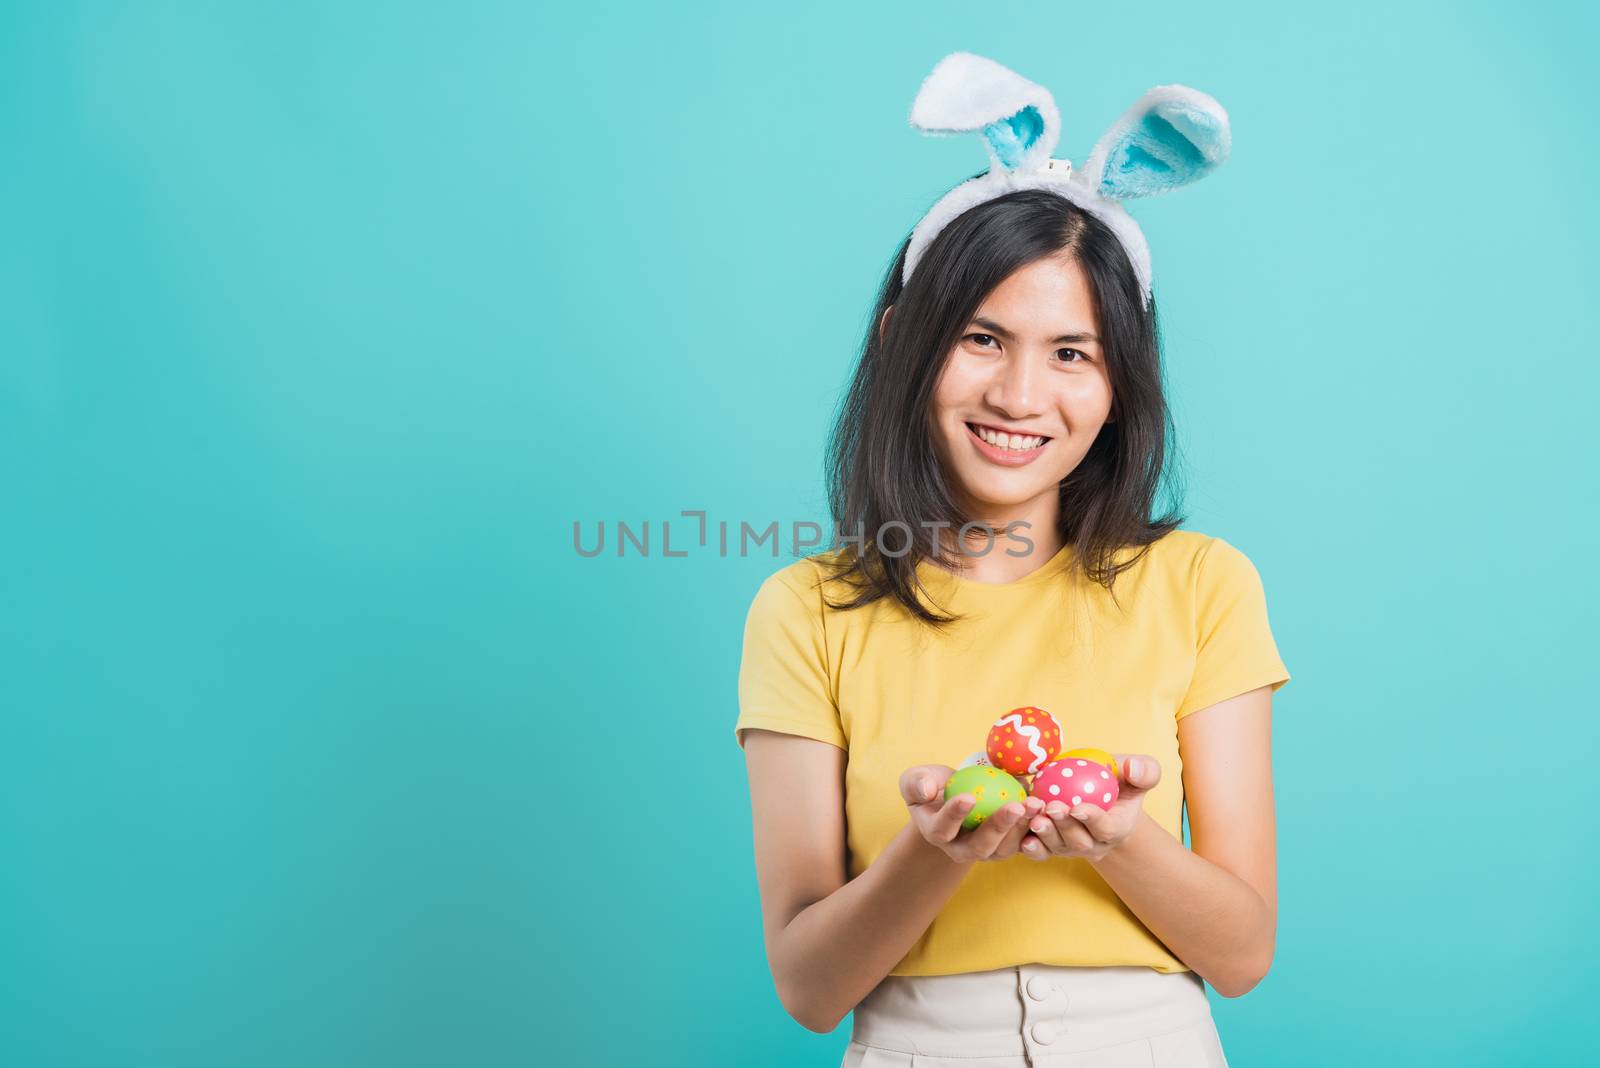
1029, 756, 1120, 810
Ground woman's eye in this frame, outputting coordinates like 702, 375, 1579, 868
963, 334, 1088, 364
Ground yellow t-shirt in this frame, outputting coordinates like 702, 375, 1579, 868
733, 528, 1290, 977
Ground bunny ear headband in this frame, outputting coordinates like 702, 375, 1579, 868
902, 52, 1233, 307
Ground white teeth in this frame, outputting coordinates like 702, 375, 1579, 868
973, 424, 1045, 451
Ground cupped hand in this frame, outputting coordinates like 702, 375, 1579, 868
899, 764, 1045, 864
1019, 754, 1160, 863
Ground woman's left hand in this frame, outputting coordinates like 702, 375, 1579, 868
1019, 754, 1161, 862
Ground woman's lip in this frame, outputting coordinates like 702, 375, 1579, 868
965, 422, 1049, 466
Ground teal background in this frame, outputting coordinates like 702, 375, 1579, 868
3, 1, 1595, 1064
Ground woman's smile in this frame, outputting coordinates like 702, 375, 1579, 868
965, 421, 1052, 466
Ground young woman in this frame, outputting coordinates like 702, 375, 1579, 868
734, 182, 1289, 1066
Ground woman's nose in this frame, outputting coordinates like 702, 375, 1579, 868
985, 350, 1045, 416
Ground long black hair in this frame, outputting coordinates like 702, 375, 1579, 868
817, 185, 1189, 625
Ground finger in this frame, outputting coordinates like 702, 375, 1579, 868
993, 800, 1039, 857
905, 775, 937, 806
970, 802, 1025, 859
1028, 802, 1069, 854
933, 793, 977, 843
1112, 754, 1161, 796
900, 765, 954, 807
1069, 803, 1114, 844
1050, 805, 1097, 853
1012, 798, 1046, 859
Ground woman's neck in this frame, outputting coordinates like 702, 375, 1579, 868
929, 497, 1065, 584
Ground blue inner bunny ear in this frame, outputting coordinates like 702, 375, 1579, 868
982, 105, 1045, 170
1098, 106, 1224, 198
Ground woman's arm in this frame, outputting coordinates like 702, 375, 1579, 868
742, 727, 1046, 1031
1083, 685, 1279, 997
743, 728, 1048, 1032
741, 728, 973, 1032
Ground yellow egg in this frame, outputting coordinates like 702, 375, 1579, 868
1059, 747, 1119, 777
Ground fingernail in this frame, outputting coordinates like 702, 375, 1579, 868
1127, 758, 1140, 778
1031, 819, 1048, 833
921, 779, 934, 801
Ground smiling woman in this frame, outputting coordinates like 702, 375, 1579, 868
930, 257, 1116, 551
734, 55, 1290, 1068
825, 186, 1175, 606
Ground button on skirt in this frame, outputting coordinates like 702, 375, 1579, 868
841, 964, 1228, 1068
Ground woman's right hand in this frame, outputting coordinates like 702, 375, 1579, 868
899, 764, 1045, 864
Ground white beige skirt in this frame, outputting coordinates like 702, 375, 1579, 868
841, 963, 1228, 1067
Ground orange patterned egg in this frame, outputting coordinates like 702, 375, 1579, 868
984, 706, 1063, 777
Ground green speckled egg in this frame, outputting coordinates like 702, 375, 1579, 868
943, 764, 1026, 830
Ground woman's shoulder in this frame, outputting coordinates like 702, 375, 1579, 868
747, 547, 853, 611
1114, 528, 1271, 593
1122, 527, 1215, 571
1159, 528, 1267, 565
1138, 528, 1275, 599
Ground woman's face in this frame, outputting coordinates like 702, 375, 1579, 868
926, 254, 1115, 527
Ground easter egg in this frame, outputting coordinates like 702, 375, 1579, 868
957, 751, 992, 769
1059, 747, 1119, 778
985, 706, 1063, 777
1030, 757, 1120, 811
943, 764, 1027, 830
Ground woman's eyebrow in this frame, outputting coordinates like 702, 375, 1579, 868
970, 316, 1100, 345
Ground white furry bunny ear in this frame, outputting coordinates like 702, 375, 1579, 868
1081, 85, 1231, 199
909, 52, 1061, 173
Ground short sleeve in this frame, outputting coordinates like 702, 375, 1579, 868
1175, 538, 1291, 721
733, 568, 846, 751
